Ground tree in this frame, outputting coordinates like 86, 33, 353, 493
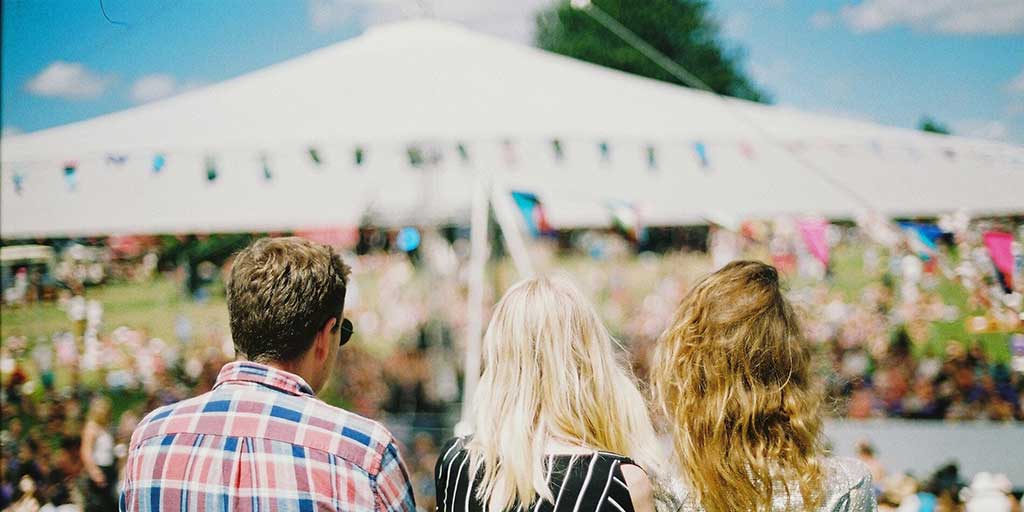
918, 117, 950, 135
535, 0, 770, 103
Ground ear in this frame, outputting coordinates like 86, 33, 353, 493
314, 317, 338, 361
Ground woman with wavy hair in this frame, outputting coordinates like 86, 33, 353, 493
436, 275, 664, 512
651, 260, 875, 511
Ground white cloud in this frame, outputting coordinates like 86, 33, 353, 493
131, 74, 177, 103
835, 0, 1024, 35
722, 11, 752, 39
25, 61, 114, 100
307, 0, 550, 42
1007, 69, 1024, 94
951, 119, 1010, 141
130, 75, 207, 103
810, 11, 835, 30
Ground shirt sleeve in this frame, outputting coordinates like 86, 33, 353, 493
374, 440, 416, 512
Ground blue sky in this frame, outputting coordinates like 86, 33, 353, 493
2, 0, 1023, 143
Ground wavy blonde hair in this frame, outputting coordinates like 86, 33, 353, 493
468, 275, 663, 512
651, 261, 825, 512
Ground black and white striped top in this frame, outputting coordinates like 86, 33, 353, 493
435, 437, 638, 512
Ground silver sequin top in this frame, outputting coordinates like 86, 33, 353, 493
657, 457, 877, 512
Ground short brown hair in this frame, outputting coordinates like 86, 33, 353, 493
227, 237, 351, 362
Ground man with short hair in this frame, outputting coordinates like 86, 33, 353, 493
121, 237, 415, 511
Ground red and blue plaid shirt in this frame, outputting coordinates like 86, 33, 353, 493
121, 361, 415, 512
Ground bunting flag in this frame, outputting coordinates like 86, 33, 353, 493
608, 200, 645, 243
407, 146, 425, 167
107, 154, 128, 165
354, 146, 366, 166
739, 141, 755, 160
152, 154, 166, 173
260, 154, 272, 181
456, 142, 469, 164
12, 172, 24, 195
511, 190, 553, 237
645, 145, 657, 170
63, 162, 78, 191
551, 138, 564, 162
308, 147, 323, 166
502, 139, 517, 167
598, 141, 610, 163
898, 222, 943, 260
205, 156, 218, 183
797, 218, 829, 267
693, 141, 709, 169
983, 231, 1015, 292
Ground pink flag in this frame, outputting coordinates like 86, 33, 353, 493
798, 218, 830, 267
983, 231, 1015, 289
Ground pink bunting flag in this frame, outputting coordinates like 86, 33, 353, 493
983, 231, 1015, 289
797, 218, 830, 267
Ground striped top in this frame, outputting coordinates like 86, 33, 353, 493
435, 437, 637, 512
121, 361, 415, 512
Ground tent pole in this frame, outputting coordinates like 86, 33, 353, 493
456, 173, 490, 435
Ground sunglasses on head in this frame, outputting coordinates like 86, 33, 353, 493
339, 318, 354, 346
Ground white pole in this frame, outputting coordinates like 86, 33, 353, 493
489, 179, 535, 278
456, 173, 490, 435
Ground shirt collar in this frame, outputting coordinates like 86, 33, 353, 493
214, 361, 316, 397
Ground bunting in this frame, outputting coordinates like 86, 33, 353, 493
983, 231, 1015, 292
797, 218, 829, 267
511, 190, 553, 237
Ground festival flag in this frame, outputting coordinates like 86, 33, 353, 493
456, 142, 469, 164
205, 156, 218, 183
407, 145, 425, 168
12, 171, 24, 195
797, 218, 829, 267
739, 141, 755, 160
552, 138, 565, 162
898, 222, 943, 260
308, 147, 323, 166
511, 190, 554, 237
502, 139, 517, 167
608, 200, 645, 243
63, 162, 78, 191
598, 141, 611, 163
260, 154, 272, 181
354, 146, 366, 167
152, 154, 166, 173
693, 141, 709, 169
983, 231, 1015, 292
645, 145, 657, 170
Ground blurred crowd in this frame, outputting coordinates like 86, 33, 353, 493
1, 218, 1022, 510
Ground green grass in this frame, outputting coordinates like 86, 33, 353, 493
1, 278, 229, 344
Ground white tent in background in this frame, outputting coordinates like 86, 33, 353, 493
2, 20, 1023, 238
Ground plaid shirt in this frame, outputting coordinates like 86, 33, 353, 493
121, 361, 415, 512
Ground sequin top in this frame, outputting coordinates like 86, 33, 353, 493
657, 457, 877, 512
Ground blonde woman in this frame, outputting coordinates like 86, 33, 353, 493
436, 276, 664, 512
651, 261, 876, 511
81, 396, 116, 512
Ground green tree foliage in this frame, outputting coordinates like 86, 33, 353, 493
919, 116, 951, 135
535, 0, 770, 103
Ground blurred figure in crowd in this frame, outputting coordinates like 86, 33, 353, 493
81, 396, 115, 512
437, 276, 664, 512
652, 261, 876, 511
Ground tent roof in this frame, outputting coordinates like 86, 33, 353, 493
3, 20, 1023, 237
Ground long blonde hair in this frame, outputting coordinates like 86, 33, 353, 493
651, 261, 825, 512
468, 275, 662, 512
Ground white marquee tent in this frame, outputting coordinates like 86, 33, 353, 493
2, 20, 1023, 238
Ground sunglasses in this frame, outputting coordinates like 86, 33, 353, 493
339, 318, 354, 346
